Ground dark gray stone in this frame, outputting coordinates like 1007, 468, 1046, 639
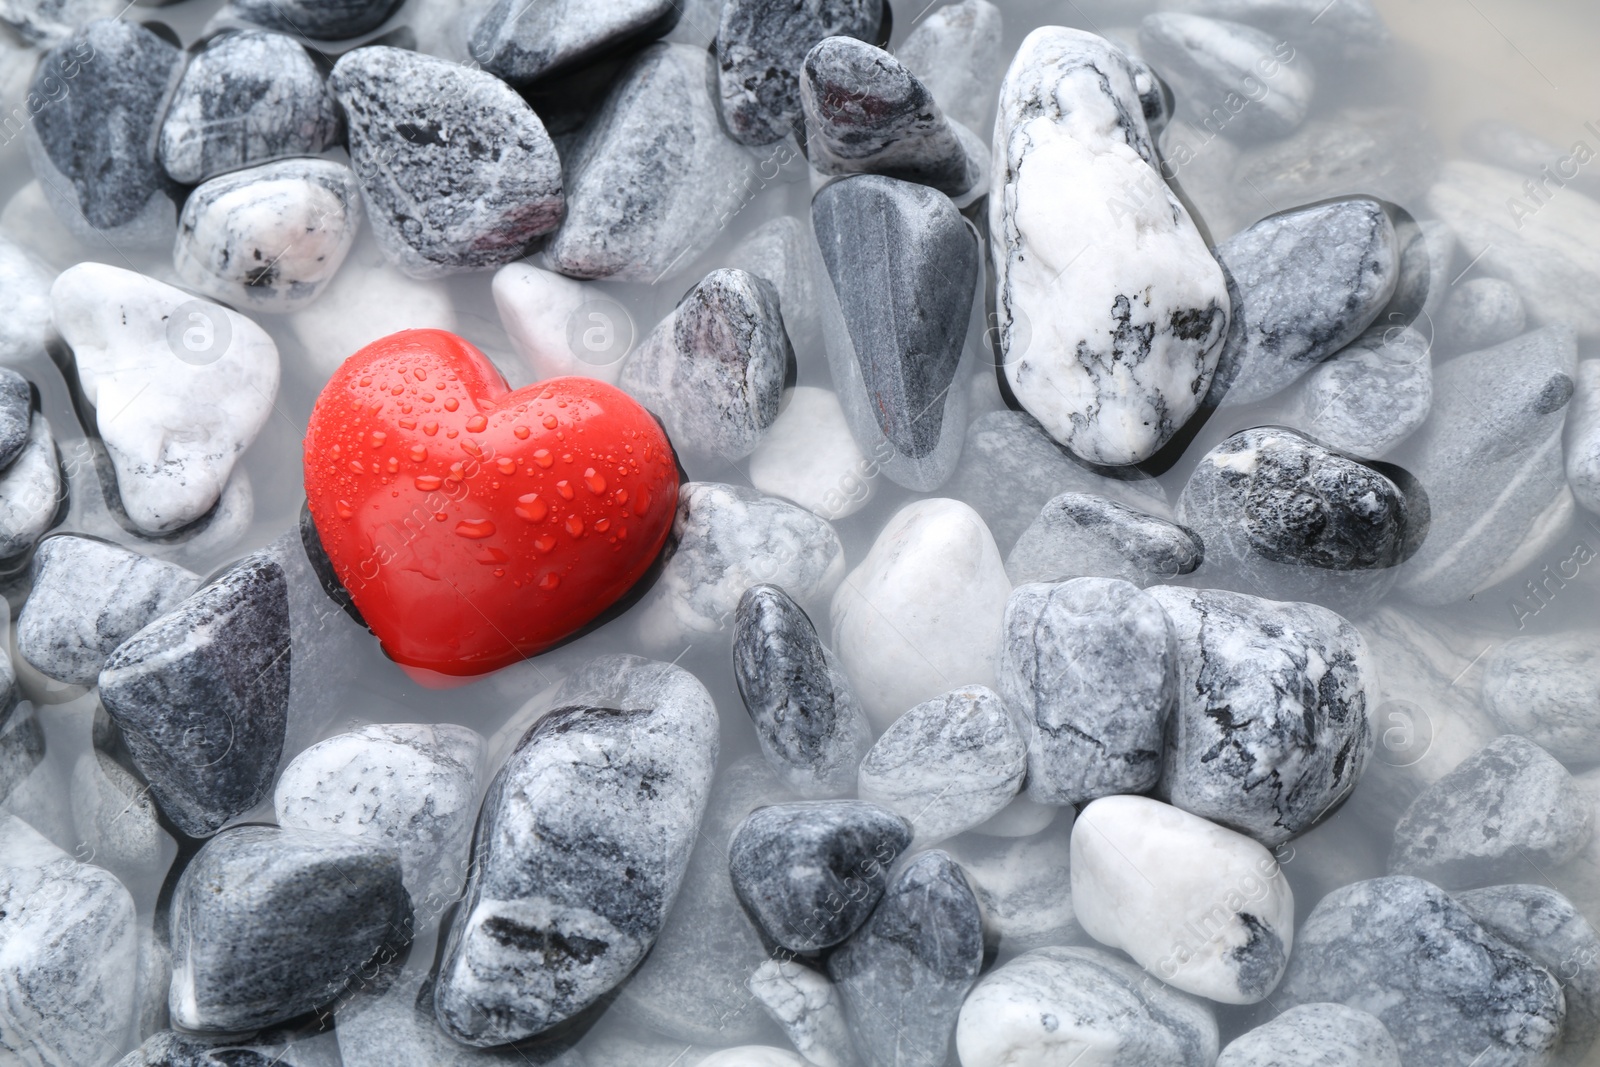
1005, 492, 1203, 587
1166, 0, 1389, 60
470, 0, 678, 85
620, 268, 791, 463
1482, 633, 1600, 766
1205, 198, 1398, 406
812, 174, 978, 490
0, 368, 30, 472
435, 655, 719, 1046
827, 850, 983, 1067
98, 552, 291, 838
728, 800, 911, 953
800, 36, 980, 197
716, 0, 881, 146
159, 30, 342, 185
25, 18, 183, 248
1436, 277, 1527, 353
1280, 325, 1432, 459
1456, 884, 1600, 1066
116, 1030, 283, 1067
1215, 1003, 1400, 1067
233, 0, 402, 39
19, 535, 202, 685
1148, 586, 1375, 846
998, 578, 1176, 805
733, 583, 872, 798
1278, 876, 1565, 1066
1390, 736, 1592, 889
331, 46, 563, 279
1178, 426, 1412, 610
1139, 13, 1313, 141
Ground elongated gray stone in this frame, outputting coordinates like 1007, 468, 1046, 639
1148, 586, 1375, 846
895, 0, 1003, 132
1005, 492, 1202, 587
1280, 325, 1432, 459
98, 552, 290, 838
1216, 1004, 1400, 1067
169, 824, 411, 1031
620, 268, 791, 463
470, 0, 679, 85
1139, 14, 1312, 141
733, 584, 872, 798
748, 960, 857, 1067
1483, 633, 1600, 765
1166, 0, 1389, 60
812, 174, 977, 491
233, 0, 402, 38
991, 27, 1228, 466
158, 30, 342, 185
828, 850, 983, 1067
435, 655, 718, 1046
332, 46, 562, 279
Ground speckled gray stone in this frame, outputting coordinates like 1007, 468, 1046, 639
1396, 326, 1577, 606
728, 800, 911, 953
0, 413, 59, 560
733, 584, 872, 798
1436, 277, 1527, 353
331, 46, 562, 279
547, 43, 752, 282
812, 174, 977, 491
856, 685, 1026, 848
1456, 884, 1600, 1066
800, 37, 982, 197
98, 552, 290, 838
70, 749, 166, 886
174, 159, 363, 313
1005, 492, 1202, 587
1139, 14, 1312, 141
828, 850, 983, 1067
1390, 735, 1592, 888
0, 703, 44, 811
1166, 0, 1389, 60
1280, 325, 1432, 459
1148, 586, 1375, 846
748, 959, 857, 1067
435, 655, 718, 1046
1205, 198, 1397, 406
999, 578, 1175, 804
1216, 1003, 1401, 1067
895, 0, 1003, 132
159, 31, 342, 185
19, 536, 201, 686
169, 824, 411, 1031
1278, 876, 1564, 1066
0, 0, 117, 46
470, 0, 678, 85
955, 945, 1219, 1067
944, 812, 1078, 952
1483, 634, 1600, 765
0, 369, 30, 473
0, 237, 52, 364
620, 268, 791, 463
116, 1030, 285, 1067
25, 19, 183, 249
233, 0, 402, 39
716, 0, 881, 146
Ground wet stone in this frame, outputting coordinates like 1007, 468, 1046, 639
232, 0, 402, 39
0, 414, 60, 559
1139, 13, 1313, 141
1279, 325, 1433, 459
1005, 492, 1203, 587
470, 0, 679, 86
748, 959, 857, 1067
1482, 633, 1600, 766
1215, 1003, 1401, 1067
1436, 276, 1527, 354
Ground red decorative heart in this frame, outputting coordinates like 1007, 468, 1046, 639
303, 329, 679, 679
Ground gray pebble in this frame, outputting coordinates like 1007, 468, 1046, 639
999, 578, 1175, 804
733, 583, 872, 799
158, 30, 342, 186
1483, 633, 1600, 766
169, 824, 410, 1031
0, 0, 117, 46
435, 655, 718, 1046
0, 413, 60, 560
621, 268, 791, 463
0, 236, 53, 364
827, 850, 983, 1067
748, 959, 857, 1067
98, 551, 290, 838
232, 0, 401, 39
0, 368, 30, 472
332, 46, 563, 279
1567, 360, 1600, 515
1216, 1003, 1400, 1067
856, 685, 1026, 848
1436, 276, 1528, 353
0, 700, 42, 810
70, 749, 167, 887
1390, 735, 1592, 888
1278, 875, 1565, 1066
116, 1030, 284, 1066
1148, 586, 1375, 846
728, 799, 911, 952
1166, 0, 1388, 60
470, 0, 678, 85
895, 0, 1003, 132
1280, 325, 1433, 459
1006, 492, 1202, 587
726, 215, 819, 349
1140, 14, 1313, 141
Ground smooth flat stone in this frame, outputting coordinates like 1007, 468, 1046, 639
746, 386, 874, 520
956, 945, 1219, 1067
895, 0, 1003, 132
748, 959, 857, 1067
1006, 492, 1203, 587
1165, 0, 1388, 59
620, 268, 791, 462
158, 30, 342, 185
1000, 577, 1175, 805
1483, 633, 1600, 765
827, 850, 983, 1067
0, 237, 53, 363
734, 583, 872, 798
1277, 876, 1564, 1066
812, 174, 977, 490
1395, 326, 1577, 605
169, 824, 411, 1031
1566, 360, 1600, 514
435, 655, 718, 1046
1436, 276, 1527, 353
830, 498, 1010, 731
25, 19, 183, 249
99, 552, 290, 838
232, 0, 402, 38
547, 43, 751, 282
491, 262, 627, 384
1073, 795, 1293, 1004
0, 414, 60, 558
991, 27, 1228, 466
1139, 14, 1312, 141
1216, 1003, 1401, 1067
470, 0, 678, 85
332, 46, 563, 279
856, 684, 1026, 848
1279, 325, 1432, 459
716, 0, 881, 146
1148, 586, 1375, 846
944, 812, 1079, 952
69, 748, 167, 887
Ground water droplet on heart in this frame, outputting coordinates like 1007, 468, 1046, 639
400, 403, 412, 414
369, 431, 386, 448
514, 426, 530, 439
515, 494, 547, 522
434, 512, 448, 521
540, 388, 555, 400
539, 573, 560, 590
422, 393, 435, 403
447, 463, 465, 483
542, 415, 558, 429
359, 376, 373, 387
414, 368, 427, 381
566, 516, 584, 537
533, 449, 553, 468
455, 518, 496, 539
385, 457, 399, 473
534, 535, 556, 554
494, 568, 506, 578
584, 469, 606, 494
444, 397, 460, 412
615, 489, 629, 506
348, 460, 366, 475
477, 547, 509, 564
399, 418, 417, 431
415, 475, 442, 491
410, 446, 427, 462
595, 517, 610, 533
390, 384, 404, 396
466, 415, 487, 432
556, 481, 574, 500
633, 489, 651, 515
423, 421, 439, 436
336, 500, 353, 519
497, 458, 516, 475
461, 439, 483, 459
